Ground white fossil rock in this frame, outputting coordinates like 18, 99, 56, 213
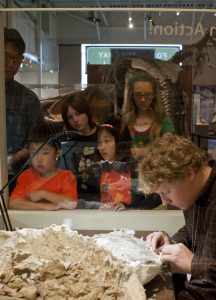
0, 225, 148, 300
92, 228, 161, 285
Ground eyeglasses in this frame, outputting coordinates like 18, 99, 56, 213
4, 53, 24, 64
133, 92, 154, 100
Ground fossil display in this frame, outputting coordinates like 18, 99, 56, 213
0, 225, 161, 299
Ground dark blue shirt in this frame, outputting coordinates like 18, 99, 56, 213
6, 79, 44, 155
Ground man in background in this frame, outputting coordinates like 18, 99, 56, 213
4, 27, 44, 191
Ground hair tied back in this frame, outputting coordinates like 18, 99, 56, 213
100, 124, 113, 128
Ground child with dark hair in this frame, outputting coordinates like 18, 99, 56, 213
59, 91, 99, 193
9, 123, 77, 210
85, 124, 161, 210
61, 91, 97, 133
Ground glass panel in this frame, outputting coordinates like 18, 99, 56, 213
2, 7, 216, 214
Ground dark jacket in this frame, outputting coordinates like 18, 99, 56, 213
84, 160, 161, 209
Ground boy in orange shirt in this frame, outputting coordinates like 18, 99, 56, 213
9, 123, 77, 210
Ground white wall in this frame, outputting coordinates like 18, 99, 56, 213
8, 210, 185, 237
59, 45, 81, 86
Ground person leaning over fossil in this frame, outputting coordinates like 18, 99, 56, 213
138, 132, 216, 299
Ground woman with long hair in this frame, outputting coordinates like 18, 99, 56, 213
120, 71, 174, 147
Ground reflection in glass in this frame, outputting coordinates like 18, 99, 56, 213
2, 8, 216, 211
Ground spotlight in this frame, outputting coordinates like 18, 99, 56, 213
128, 15, 134, 29
146, 15, 152, 22
145, 15, 156, 26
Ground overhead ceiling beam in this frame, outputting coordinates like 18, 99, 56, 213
143, 12, 147, 41
8, 0, 216, 9
2, 7, 216, 13
64, 11, 96, 26
94, 11, 101, 40
96, 0, 109, 26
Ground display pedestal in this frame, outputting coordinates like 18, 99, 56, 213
8, 209, 184, 237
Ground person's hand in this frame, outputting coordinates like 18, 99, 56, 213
146, 231, 172, 252
28, 191, 44, 202
57, 200, 77, 210
160, 243, 194, 273
42, 203, 60, 211
99, 202, 125, 211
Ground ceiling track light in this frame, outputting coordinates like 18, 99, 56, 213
87, 12, 101, 23
145, 14, 156, 27
128, 14, 134, 29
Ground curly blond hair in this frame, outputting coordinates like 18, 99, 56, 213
138, 133, 208, 194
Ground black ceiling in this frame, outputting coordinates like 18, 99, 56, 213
12, 0, 216, 9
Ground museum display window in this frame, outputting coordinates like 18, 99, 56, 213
0, 4, 216, 230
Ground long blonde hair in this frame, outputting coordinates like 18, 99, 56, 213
122, 71, 165, 140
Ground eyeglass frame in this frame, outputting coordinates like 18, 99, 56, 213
4, 52, 24, 64
133, 91, 154, 100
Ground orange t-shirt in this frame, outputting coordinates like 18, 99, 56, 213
100, 169, 131, 204
10, 168, 77, 202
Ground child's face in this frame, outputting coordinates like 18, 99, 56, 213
98, 130, 116, 161
29, 143, 60, 176
133, 80, 154, 112
66, 106, 89, 134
